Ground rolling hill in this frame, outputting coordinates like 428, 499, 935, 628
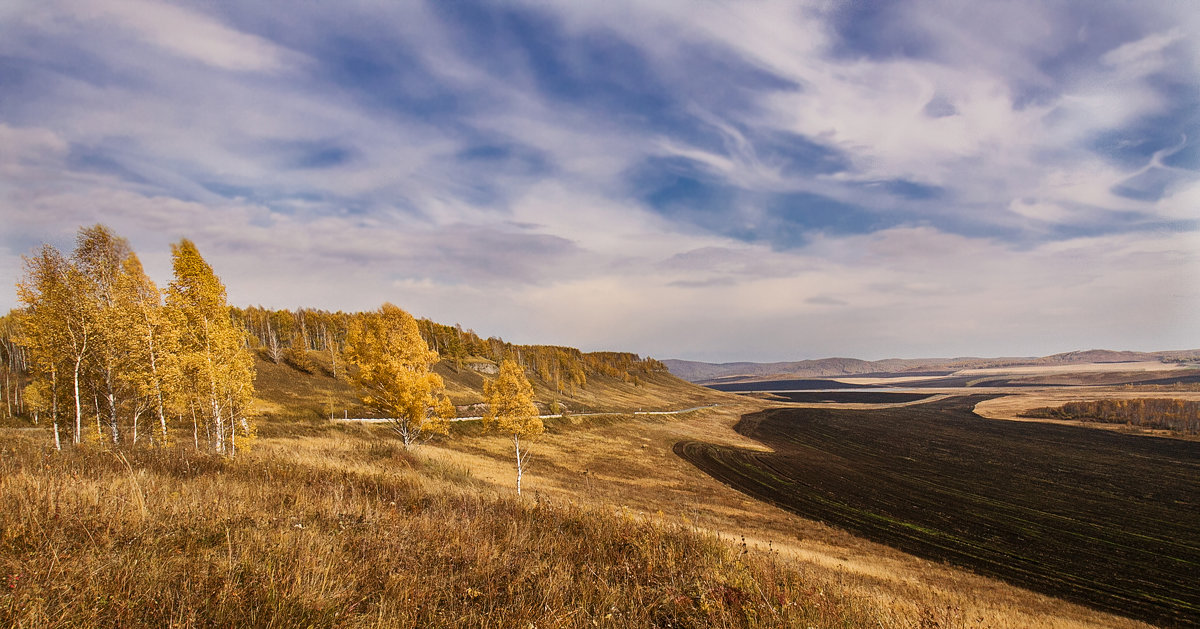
664, 349, 1200, 383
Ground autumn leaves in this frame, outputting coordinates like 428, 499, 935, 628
343, 303, 456, 449
344, 304, 543, 491
483, 359, 543, 495
17, 226, 255, 454
18, 225, 546, 493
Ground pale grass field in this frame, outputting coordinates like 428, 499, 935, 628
6, 426, 878, 628
424, 401, 1151, 629
742, 391, 957, 410
951, 362, 1188, 377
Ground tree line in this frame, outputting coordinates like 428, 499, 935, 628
231, 306, 666, 392
1025, 398, 1200, 434
4, 225, 667, 461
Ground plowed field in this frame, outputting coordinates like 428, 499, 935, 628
766, 391, 933, 404
674, 396, 1200, 627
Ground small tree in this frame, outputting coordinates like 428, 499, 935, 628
344, 303, 454, 449
483, 359, 541, 495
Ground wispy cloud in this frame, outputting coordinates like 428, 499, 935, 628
1, 0, 1197, 360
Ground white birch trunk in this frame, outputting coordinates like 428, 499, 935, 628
73, 355, 83, 444
145, 318, 168, 443
52, 368, 60, 451
191, 408, 199, 451
106, 388, 119, 445
227, 393, 237, 458
514, 434, 523, 495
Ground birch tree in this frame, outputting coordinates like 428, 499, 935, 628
17, 245, 95, 445
166, 239, 255, 455
74, 225, 134, 444
483, 359, 541, 495
344, 303, 453, 449
113, 253, 180, 445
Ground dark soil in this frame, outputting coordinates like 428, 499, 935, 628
674, 396, 1200, 627
761, 391, 933, 404
1139, 372, 1200, 386
706, 379, 868, 392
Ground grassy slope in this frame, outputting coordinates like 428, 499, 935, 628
252, 351, 721, 422
1, 431, 865, 628
0, 355, 1150, 627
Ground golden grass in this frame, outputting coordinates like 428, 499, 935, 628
1, 425, 891, 628
253, 351, 732, 420
952, 362, 1187, 376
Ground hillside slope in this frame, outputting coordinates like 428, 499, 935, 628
235, 306, 728, 423
252, 348, 727, 426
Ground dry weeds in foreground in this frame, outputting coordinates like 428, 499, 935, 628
1, 402, 1156, 628
2, 428, 886, 628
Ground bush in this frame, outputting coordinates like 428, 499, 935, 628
283, 347, 317, 374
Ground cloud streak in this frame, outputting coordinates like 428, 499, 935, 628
1, 0, 1197, 360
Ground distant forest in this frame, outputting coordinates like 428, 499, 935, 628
1, 305, 668, 430
1024, 398, 1200, 434
233, 305, 666, 391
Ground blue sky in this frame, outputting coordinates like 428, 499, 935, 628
1, 0, 1197, 361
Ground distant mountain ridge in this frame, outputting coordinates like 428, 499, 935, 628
663, 349, 1200, 383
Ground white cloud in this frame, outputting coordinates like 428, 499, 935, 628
2, 1, 1198, 361
1007, 198, 1073, 223
69, 0, 297, 73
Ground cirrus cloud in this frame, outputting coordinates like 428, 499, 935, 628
1, 0, 1197, 361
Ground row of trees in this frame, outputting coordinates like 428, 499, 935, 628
15, 225, 255, 454
1026, 398, 1200, 434
231, 306, 666, 391
0, 313, 29, 421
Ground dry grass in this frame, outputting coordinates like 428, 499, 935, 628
253, 352, 731, 421
950, 362, 1188, 376
1, 425, 888, 628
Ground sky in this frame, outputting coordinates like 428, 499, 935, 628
1, 1, 1198, 362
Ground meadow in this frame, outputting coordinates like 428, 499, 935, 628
0, 427, 866, 628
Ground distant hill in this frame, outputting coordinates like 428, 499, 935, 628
662, 357, 981, 382
664, 349, 1200, 383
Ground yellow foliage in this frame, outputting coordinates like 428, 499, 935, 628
167, 239, 256, 456
344, 303, 453, 448
482, 359, 541, 438
482, 359, 541, 494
